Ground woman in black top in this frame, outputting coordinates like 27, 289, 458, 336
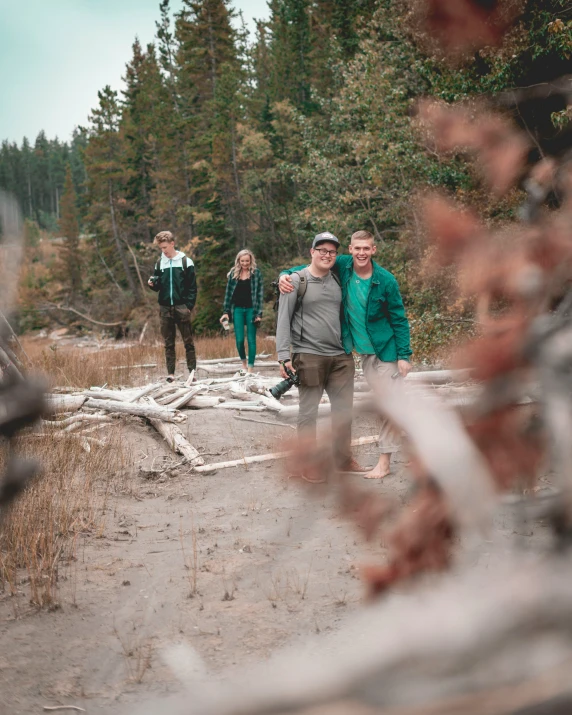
220, 249, 264, 372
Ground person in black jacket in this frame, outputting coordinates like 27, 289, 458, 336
148, 231, 197, 382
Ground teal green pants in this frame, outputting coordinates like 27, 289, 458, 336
233, 307, 257, 366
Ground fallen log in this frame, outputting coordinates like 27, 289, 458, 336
196, 353, 272, 365
44, 394, 86, 414
84, 388, 134, 402
149, 419, 204, 466
110, 363, 157, 371
127, 381, 163, 403
214, 402, 266, 412
194, 435, 379, 473
84, 398, 185, 423
185, 396, 225, 409
169, 386, 205, 410
42, 413, 113, 428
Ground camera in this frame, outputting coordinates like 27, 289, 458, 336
269, 363, 300, 401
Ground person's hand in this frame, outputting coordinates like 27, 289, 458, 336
279, 360, 295, 379
278, 274, 295, 294
147, 277, 155, 287
220, 314, 229, 324
397, 359, 411, 378
254, 316, 261, 324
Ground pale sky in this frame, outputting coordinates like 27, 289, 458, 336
0, 0, 269, 145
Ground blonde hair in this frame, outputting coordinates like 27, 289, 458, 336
154, 230, 175, 245
351, 230, 375, 243
229, 249, 257, 279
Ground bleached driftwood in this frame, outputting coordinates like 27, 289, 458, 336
196, 353, 271, 365
195, 436, 379, 474
127, 381, 163, 403
84, 388, 135, 402
169, 386, 206, 410
84, 398, 185, 423
149, 419, 204, 467
214, 402, 266, 412
44, 394, 87, 414
185, 396, 225, 409
42, 413, 113, 429
157, 388, 191, 405
110, 362, 157, 371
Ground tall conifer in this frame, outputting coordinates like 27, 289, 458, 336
58, 165, 82, 299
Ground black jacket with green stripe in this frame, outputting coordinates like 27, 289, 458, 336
149, 251, 197, 310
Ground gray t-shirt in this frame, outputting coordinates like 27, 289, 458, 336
276, 270, 345, 361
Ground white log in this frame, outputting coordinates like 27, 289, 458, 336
157, 388, 190, 405
44, 394, 87, 414
195, 450, 290, 473
169, 386, 205, 410
126, 381, 163, 403
149, 419, 204, 466
214, 403, 266, 412
110, 362, 157, 370
185, 396, 225, 409
151, 384, 181, 401
84, 388, 134, 402
194, 435, 379, 473
42, 413, 112, 428
83, 398, 184, 423
196, 353, 272, 365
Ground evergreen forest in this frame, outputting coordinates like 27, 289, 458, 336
1, 0, 571, 358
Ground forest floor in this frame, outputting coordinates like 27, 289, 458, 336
0, 337, 555, 715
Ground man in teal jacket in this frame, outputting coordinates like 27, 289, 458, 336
279, 229, 412, 478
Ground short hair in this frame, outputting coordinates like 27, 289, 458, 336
154, 230, 175, 245
351, 230, 375, 243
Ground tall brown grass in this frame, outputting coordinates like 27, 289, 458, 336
0, 428, 123, 608
21, 334, 277, 389
0, 332, 274, 610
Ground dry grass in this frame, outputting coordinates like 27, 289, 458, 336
0, 428, 124, 607
0, 330, 273, 609
20, 334, 277, 389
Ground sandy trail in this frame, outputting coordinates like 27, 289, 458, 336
1, 409, 418, 713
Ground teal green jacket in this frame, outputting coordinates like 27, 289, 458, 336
281, 255, 412, 362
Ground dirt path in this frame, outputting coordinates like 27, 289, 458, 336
0, 409, 553, 714
0, 411, 406, 713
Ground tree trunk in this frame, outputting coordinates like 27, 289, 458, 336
108, 181, 139, 298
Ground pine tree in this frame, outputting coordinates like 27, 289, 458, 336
58, 165, 82, 299
83, 86, 140, 299
122, 39, 165, 244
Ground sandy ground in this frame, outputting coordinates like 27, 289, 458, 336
0, 406, 554, 715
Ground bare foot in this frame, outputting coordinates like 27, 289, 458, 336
363, 467, 390, 479
364, 455, 391, 479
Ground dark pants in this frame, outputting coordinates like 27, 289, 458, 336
233, 307, 258, 366
160, 305, 196, 375
292, 352, 355, 467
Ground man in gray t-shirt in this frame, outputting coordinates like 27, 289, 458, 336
276, 232, 367, 481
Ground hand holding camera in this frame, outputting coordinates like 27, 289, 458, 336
269, 360, 300, 401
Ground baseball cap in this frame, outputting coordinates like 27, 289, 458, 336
312, 231, 340, 249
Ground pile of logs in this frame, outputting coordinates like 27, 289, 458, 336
37, 352, 494, 472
